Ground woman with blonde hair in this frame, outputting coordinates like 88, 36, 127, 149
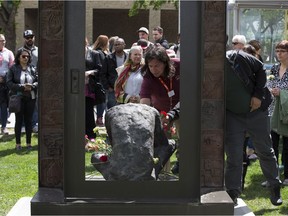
114, 46, 144, 104
92, 35, 109, 126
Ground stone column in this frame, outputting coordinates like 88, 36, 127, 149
201, 1, 226, 189
38, 1, 65, 188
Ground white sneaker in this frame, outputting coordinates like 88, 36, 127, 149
1, 128, 8, 135
261, 181, 270, 187
248, 153, 258, 160
32, 125, 38, 133
282, 179, 288, 186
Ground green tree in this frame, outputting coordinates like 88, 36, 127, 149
129, 0, 178, 17
240, 8, 285, 63
0, 0, 21, 52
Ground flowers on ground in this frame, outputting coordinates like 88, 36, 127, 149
85, 127, 112, 158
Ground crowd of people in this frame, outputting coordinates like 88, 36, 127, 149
225, 34, 288, 206
0, 30, 38, 151
0, 26, 180, 154
83, 26, 181, 172
1, 22, 287, 209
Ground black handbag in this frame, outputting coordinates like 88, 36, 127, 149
88, 72, 106, 105
9, 95, 22, 113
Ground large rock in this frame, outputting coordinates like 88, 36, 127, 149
91, 103, 175, 181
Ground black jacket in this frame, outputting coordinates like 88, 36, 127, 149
155, 37, 169, 49
6, 64, 38, 97
227, 50, 266, 100
102, 52, 128, 90
226, 50, 271, 112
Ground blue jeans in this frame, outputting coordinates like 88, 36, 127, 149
0, 103, 8, 129
106, 89, 116, 109
225, 109, 281, 194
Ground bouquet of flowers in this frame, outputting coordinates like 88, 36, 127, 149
160, 111, 176, 136
85, 127, 112, 162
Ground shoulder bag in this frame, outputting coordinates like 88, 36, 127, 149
9, 94, 22, 113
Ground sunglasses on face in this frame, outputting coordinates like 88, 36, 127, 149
232, 42, 240, 45
21, 55, 29, 59
25, 36, 34, 40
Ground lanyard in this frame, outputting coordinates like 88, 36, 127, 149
159, 77, 173, 110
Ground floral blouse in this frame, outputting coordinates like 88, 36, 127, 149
267, 63, 288, 116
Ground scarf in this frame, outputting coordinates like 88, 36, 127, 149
114, 62, 141, 98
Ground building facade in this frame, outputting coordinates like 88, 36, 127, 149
15, 1, 178, 50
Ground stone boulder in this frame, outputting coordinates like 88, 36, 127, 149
91, 103, 176, 181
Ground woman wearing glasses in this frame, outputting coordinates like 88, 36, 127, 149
267, 40, 288, 187
6, 48, 38, 150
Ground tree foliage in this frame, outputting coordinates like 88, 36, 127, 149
239, 8, 285, 63
0, 0, 21, 52
129, 0, 178, 17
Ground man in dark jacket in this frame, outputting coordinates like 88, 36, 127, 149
102, 38, 128, 108
152, 26, 169, 49
225, 50, 282, 206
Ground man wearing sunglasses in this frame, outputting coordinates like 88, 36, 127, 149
18, 30, 38, 133
19, 30, 38, 69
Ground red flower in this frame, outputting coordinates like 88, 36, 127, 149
160, 111, 167, 118
99, 155, 108, 162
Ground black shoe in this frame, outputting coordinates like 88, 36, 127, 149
171, 161, 179, 174
227, 190, 239, 205
270, 185, 283, 206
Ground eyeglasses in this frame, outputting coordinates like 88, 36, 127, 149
25, 36, 33, 40
232, 42, 240, 45
21, 55, 29, 58
275, 50, 288, 53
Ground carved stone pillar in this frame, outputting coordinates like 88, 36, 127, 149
201, 1, 226, 189
38, 1, 64, 188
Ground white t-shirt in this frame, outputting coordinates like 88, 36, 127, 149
0, 48, 14, 76
116, 55, 125, 67
124, 68, 143, 96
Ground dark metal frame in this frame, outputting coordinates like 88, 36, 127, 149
64, 0, 201, 203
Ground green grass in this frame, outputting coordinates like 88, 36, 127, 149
1, 133, 288, 215
0, 133, 38, 216
242, 159, 288, 215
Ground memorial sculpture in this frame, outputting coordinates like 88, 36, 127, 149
91, 103, 176, 180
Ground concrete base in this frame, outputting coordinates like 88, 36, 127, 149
7, 189, 254, 216
28, 188, 236, 215
7, 197, 32, 216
